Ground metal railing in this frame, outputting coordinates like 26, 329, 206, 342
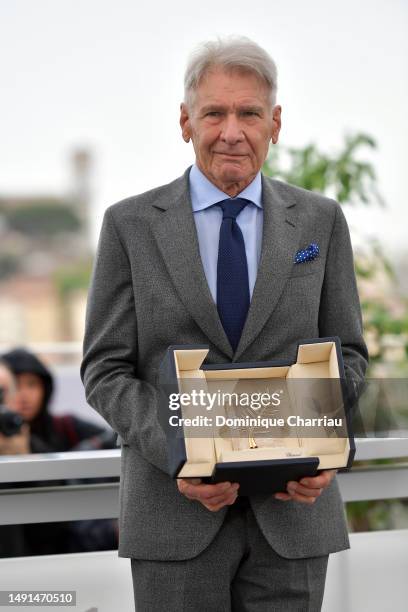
0, 438, 407, 525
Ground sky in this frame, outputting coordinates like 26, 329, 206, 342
1, 0, 407, 258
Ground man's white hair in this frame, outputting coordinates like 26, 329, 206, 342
183, 36, 278, 111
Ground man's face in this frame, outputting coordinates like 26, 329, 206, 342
180, 66, 281, 196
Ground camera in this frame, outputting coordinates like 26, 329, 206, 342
0, 386, 24, 436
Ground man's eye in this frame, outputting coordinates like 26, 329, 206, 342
206, 111, 221, 117
243, 111, 259, 117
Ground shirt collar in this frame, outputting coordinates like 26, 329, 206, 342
189, 163, 263, 212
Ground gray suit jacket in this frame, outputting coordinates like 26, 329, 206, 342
80, 166, 368, 560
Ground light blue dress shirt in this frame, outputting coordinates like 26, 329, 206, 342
189, 164, 263, 304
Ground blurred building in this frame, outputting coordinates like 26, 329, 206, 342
0, 149, 93, 347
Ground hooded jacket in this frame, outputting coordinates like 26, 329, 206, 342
1, 347, 110, 452
0, 347, 118, 557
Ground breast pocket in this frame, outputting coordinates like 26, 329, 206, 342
282, 269, 324, 319
269, 271, 324, 340
288, 259, 324, 279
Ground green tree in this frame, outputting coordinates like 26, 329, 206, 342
263, 133, 408, 367
263, 133, 384, 206
6, 203, 81, 237
263, 133, 408, 532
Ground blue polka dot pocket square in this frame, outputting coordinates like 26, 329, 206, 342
294, 242, 320, 264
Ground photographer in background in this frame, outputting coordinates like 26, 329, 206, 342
0, 347, 119, 556
1, 347, 108, 453
0, 359, 30, 455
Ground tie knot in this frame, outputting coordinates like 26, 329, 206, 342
216, 197, 250, 220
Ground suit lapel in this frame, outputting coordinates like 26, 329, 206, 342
233, 176, 301, 361
151, 169, 301, 362
151, 168, 234, 359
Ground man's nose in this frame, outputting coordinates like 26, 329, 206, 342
220, 113, 244, 144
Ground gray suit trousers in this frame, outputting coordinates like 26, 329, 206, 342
130, 498, 329, 612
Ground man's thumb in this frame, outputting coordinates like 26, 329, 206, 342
185, 478, 202, 485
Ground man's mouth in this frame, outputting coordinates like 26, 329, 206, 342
214, 152, 246, 158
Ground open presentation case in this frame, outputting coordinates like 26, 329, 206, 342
158, 337, 355, 496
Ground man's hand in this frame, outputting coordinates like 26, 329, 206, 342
177, 478, 240, 511
274, 469, 338, 504
0, 423, 31, 456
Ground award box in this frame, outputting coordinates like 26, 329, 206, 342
158, 337, 355, 496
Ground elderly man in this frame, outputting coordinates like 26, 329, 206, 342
81, 36, 367, 611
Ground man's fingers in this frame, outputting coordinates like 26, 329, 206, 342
202, 488, 239, 506
299, 469, 337, 490
288, 491, 318, 504
204, 492, 239, 511
297, 476, 325, 490
275, 489, 318, 504
177, 479, 239, 502
198, 483, 237, 500
177, 478, 200, 499
186, 478, 202, 485
177, 479, 201, 499
196, 483, 239, 503
287, 481, 323, 498
274, 492, 291, 501
179, 469, 335, 507
277, 469, 337, 503
177, 478, 240, 511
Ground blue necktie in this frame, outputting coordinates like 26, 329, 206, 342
216, 198, 250, 352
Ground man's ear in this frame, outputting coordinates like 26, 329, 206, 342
271, 105, 282, 145
180, 103, 192, 143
